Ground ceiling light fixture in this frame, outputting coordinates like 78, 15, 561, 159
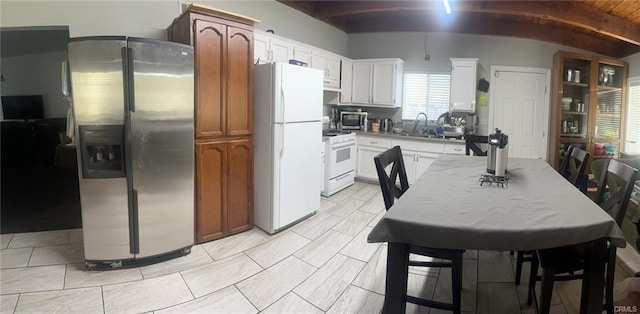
443, 0, 452, 14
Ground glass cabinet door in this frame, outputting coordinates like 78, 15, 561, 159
592, 62, 625, 160
557, 56, 591, 166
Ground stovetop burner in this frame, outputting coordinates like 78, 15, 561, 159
323, 130, 352, 137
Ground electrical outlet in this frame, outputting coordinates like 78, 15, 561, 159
480, 118, 488, 125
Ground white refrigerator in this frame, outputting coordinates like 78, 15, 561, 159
254, 62, 323, 234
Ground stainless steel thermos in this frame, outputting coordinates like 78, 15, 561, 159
487, 128, 509, 176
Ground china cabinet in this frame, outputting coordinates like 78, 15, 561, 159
548, 51, 628, 170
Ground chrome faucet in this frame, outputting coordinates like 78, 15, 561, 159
412, 112, 428, 134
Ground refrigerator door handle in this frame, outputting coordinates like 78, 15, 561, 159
128, 188, 140, 254
126, 47, 135, 112
280, 82, 286, 159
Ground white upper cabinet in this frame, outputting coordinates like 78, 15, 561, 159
351, 58, 403, 107
311, 49, 341, 90
292, 45, 311, 64
254, 30, 344, 92
254, 32, 293, 64
450, 58, 479, 113
340, 58, 353, 104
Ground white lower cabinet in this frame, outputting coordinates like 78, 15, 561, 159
355, 135, 466, 183
356, 136, 392, 181
392, 139, 443, 184
444, 142, 466, 155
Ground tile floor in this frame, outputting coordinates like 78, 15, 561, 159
0, 181, 634, 313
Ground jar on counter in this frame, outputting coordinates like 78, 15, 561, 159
371, 121, 380, 132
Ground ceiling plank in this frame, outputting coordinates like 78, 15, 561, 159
289, 1, 640, 47
344, 13, 639, 58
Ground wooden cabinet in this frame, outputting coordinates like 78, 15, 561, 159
351, 59, 404, 107
169, 4, 256, 243
450, 58, 479, 113
548, 51, 628, 170
195, 139, 253, 242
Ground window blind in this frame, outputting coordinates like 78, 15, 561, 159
402, 72, 451, 121
626, 78, 640, 154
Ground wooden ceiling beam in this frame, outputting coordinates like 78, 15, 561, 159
344, 14, 638, 58
282, 1, 640, 47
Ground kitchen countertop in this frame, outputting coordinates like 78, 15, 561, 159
353, 130, 466, 144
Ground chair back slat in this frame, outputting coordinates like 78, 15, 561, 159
595, 158, 639, 226
465, 135, 488, 156
374, 146, 410, 210
566, 147, 590, 189
558, 145, 575, 178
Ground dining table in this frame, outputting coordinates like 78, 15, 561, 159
368, 154, 627, 314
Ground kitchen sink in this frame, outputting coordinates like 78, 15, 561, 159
397, 132, 438, 139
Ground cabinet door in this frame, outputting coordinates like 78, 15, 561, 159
326, 54, 341, 83
311, 50, 328, 74
293, 45, 312, 64
352, 61, 372, 104
400, 151, 417, 184
226, 26, 253, 137
414, 152, 439, 182
195, 141, 226, 243
194, 19, 225, 138
372, 61, 397, 106
340, 59, 353, 103
444, 143, 465, 155
270, 38, 293, 63
254, 32, 269, 64
356, 146, 385, 180
450, 61, 477, 112
227, 139, 253, 234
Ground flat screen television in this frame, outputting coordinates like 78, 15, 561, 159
1, 95, 45, 121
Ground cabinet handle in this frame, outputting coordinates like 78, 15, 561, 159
370, 141, 377, 144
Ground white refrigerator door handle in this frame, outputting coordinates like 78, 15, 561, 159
280, 81, 286, 159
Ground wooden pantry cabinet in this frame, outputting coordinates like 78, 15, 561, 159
169, 4, 257, 243
548, 51, 628, 170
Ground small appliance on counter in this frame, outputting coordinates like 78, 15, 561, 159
340, 109, 368, 130
486, 128, 509, 176
380, 118, 394, 132
436, 111, 467, 138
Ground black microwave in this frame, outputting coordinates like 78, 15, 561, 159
340, 111, 368, 130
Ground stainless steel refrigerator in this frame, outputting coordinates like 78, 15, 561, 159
67, 36, 194, 269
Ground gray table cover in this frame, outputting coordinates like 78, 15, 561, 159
368, 155, 626, 251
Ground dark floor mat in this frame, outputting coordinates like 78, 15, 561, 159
1, 165, 81, 234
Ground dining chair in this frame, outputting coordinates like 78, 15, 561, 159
374, 146, 464, 314
527, 158, 638, 314
464, 134, 488, 156
514, 146, 591, 286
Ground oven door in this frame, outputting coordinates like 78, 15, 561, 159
328, 140, 356, 178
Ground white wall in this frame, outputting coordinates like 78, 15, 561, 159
0, 1, 348, 54
624, 52, 640, 78
202, 1, 348, 55
347, 32, 608, 134
1, 51, 69, 119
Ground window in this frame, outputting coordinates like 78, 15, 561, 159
626, 77, 640, 154
402, 72, 451, 121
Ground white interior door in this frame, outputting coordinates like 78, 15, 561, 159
490, 68, 549, 159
